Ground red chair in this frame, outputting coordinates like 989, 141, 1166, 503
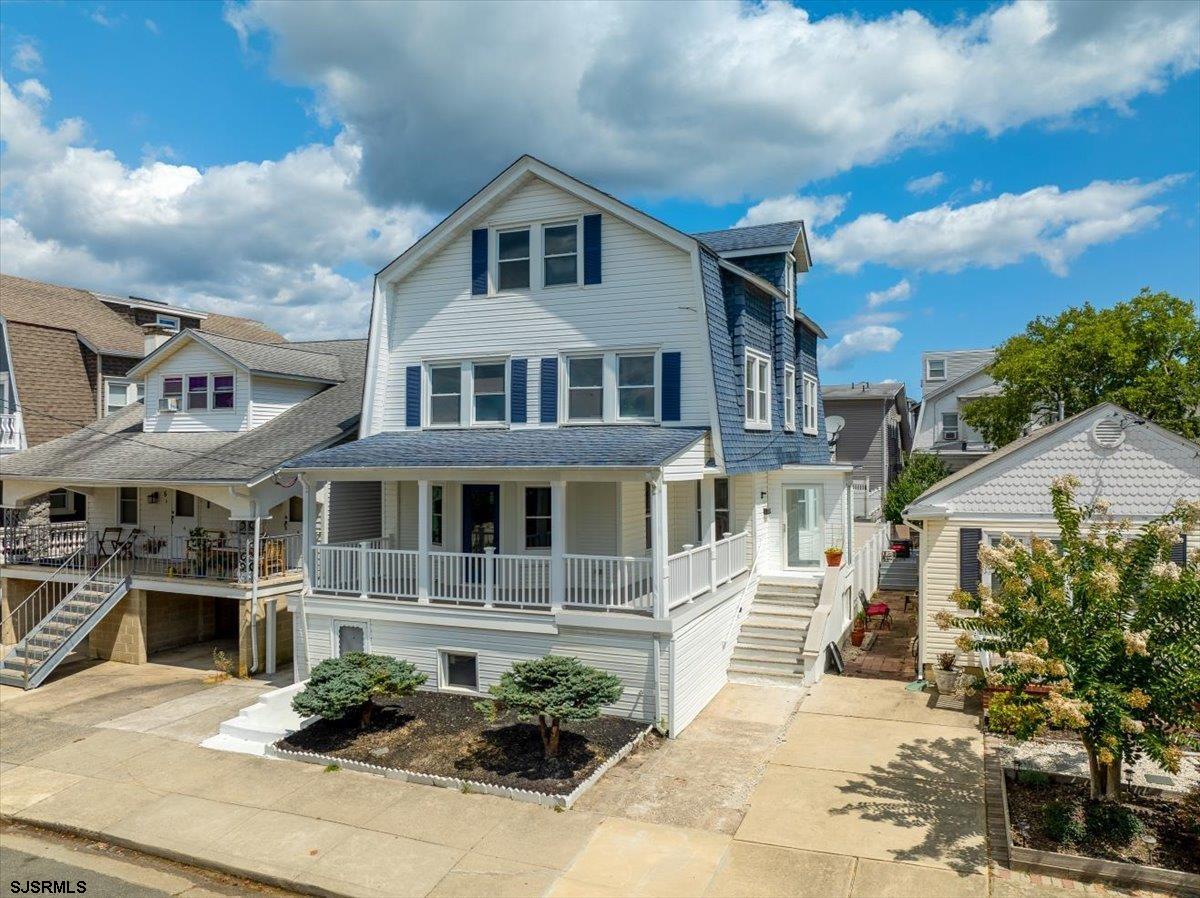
860, 590, 892, 630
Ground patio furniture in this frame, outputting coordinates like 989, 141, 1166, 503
99, 527, 124, 555
259, 538, 286, 578
860, 589, 892, 630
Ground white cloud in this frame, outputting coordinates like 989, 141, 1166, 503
11, 41, 43, 73
0, 75, 436, 339
821, 325, 903, 369
226, 0, 1199, 207
815, 177, 1182, 275
906, 172, 946, 194
736, 193, 847, 228
144, 19, 160, 35
969, 178, 991, 194
866, 278, 911, 308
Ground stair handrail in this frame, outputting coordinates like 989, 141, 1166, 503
721, 545, 761, 653
0, 537, 92, 656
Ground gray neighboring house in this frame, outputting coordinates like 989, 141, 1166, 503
912, 348, 998, 472
822, 381, 912, 519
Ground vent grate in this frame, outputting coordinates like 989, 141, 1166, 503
1091, 417, 1125, 449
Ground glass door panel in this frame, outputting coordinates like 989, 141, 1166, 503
785, 486, 821, 568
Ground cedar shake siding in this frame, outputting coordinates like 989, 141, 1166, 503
7, 322, 97, 446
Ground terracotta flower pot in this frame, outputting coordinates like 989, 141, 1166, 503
825, 550, 843, 567
850, 625, 865, 647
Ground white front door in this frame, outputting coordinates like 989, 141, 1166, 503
784, 485, 822, 568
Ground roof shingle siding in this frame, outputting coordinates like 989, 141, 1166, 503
729, 252, 787, 295
1, 274, 144, 355
692, 221, 802, 254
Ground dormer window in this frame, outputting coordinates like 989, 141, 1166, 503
213, 374, 235, 409
497, 228, 531, 291
543, 223, 579, 287
744, 349, 771, 430
784, 255, 795, 320
156, 313, 180, 332
926, 358, 946, 380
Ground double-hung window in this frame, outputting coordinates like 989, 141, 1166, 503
431, 485, 444, 546
186, 375, 209, 411
942, 412, 959, 442
617, 354, 655, 420
525, 486, 551, 549
212, 374, 235, 409
543, 223, 578, 287
927, 358, 946, 380
744, 350, 771, 429
567, 357, 604, 421
161, 376, 183, 412
472, 362, 506, 423
430, 365, 462, 426
105, 378, 144, 414
497, 228, 531, 291
783, 365, 796, 431
715, 478, 731, 537
119, 487, 138, 525
784, 255, 795, 320
802, 373, 819, 435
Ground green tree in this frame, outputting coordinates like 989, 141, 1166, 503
477, 655, 623, 758
884, 453, 950, 524
938, 479, 1200, 801
962, 289, 1200, 446
292, 652, 426, 728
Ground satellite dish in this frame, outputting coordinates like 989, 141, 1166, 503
825, 415, 846, 437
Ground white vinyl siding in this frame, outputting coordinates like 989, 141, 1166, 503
671, 592, 742, 733
250, 376, 321, 428
143, 342, 251, 433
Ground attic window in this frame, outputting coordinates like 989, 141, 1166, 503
156, 313, 180, 332
497, 228, 531, 291
543, 223, 579, 286
927, 358, 946, 380
784, 255, 795, 319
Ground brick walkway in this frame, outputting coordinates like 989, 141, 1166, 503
840, 590, 918, 681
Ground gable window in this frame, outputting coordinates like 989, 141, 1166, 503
430, 365, 462, 426
567, 356, 604, 421
927, 358, 946, 380
783, 364, 797, 431
431, 485, 444, 546
156, 313, 180, 332
212, 374, 235, 410
105, 378, 144, 414
802, 373, 819, 435
941, 412, 959, 442
161, 376, 183, 412
715, 478, 731, 536
497, 228, 531, 291
174, 490, 195, 518
525, 486, 551, 549
119, 487, 138, 525
617, 354, 655, 420
744, 350, 771, 429
472, 362, 507, 423
543, 223, 578, 287
186, 374, 209, 411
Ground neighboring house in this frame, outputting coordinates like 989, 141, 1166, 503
903, 403, 1199, 677
284, 155, 862, 735
0, 329, 367, 687
822, 381, 913, 519
0, 273, 283, 511
912, 348, 997, 472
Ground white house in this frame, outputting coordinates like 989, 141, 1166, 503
904, 403, 1199, 676
912, 348, 997, 472
285, 156, 880, 735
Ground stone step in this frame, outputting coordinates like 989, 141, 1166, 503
734, 632, 804, 650
754, 593, 819, 609
747, 605, 814, 623
741, 619, 810, 639
728, 661, 805, 681
731, 646, 803, 666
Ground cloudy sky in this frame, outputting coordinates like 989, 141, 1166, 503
1, 0, 1197, 393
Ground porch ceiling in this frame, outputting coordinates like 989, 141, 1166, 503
284, 425, 710, 471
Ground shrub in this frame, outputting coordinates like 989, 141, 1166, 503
988, 693, 1048, 740
1016, 769, 1051, 786
1084, 800, 1142, 845
1180, 785, 1200, 839
292, 652, 427, 727
883, 453, 949, 524
1042, 800, 1084, 845
477, 655, 623, 759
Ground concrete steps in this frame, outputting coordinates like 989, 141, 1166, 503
202, 682, 317, 757
728, 577, 822, 686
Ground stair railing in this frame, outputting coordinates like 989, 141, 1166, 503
0, 535, 93, 660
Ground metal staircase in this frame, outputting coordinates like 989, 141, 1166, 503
0, 537, 133, 689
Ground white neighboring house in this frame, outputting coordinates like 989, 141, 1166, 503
285, 156, 878, 736
912, 349, 997, 472
903, 403, 1199, 676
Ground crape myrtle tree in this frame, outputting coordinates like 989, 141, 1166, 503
292, 652, 427, 728
477, 655, 623, 759
938, 477, 1200, 801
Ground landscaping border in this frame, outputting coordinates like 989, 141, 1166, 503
996, 764, 1200, 896
266, 724, 652, 809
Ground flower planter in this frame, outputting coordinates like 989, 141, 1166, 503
933, 668, 961, 694
824, 550, 843, 567
850, 626, 865, 647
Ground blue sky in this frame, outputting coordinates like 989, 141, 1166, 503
1, 0, 1197, 396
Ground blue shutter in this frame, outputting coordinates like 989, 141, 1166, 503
1170, 537, 1187, 566
405, 365, 421, 428
959, 528, 982, 594
583, 214, 601, 285
661, 352, 681, 422
471, 228, 488, 295
511, 358, 528, 424
540, 358, 558, 423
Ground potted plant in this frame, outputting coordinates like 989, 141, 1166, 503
824, 545, 844, 567
933, 652, 961, 694
850, 611, 867, 647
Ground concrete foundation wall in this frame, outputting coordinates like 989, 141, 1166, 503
145, 591, 220, 654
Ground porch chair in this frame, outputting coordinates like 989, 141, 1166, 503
859, 589, 892, 630
99, 527, 124, 556
259, 538, 286, 578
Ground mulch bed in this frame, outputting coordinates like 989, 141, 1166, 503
278, 691, 646, 796
1006, 773, 1199, 874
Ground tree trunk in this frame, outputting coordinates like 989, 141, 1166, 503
547, 719, 561, 758
537, 714, 551, 757
360, 700, 374, 729
1083, 738, 1123, 801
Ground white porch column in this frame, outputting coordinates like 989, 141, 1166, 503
550, 480, 566, 610
417, 479, 431, 603
651, 476, 669, 618
700, 476, 717, 589
300, 476, 316, 595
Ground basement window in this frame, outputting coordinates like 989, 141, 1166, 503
441, 651, 478, 692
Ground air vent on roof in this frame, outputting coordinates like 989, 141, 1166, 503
1091, 417, 1125, 449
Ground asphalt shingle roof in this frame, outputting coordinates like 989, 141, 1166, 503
284, 426, 710, 470
822, 382, 906, 401
692, 221, 803, 255
1, 273, 145, 355
2, 340, 367, 483
189, 331, 344, 382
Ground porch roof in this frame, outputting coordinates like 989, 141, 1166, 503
284, 426, 710, 471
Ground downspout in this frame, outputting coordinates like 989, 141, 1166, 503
902, 514, 925, 681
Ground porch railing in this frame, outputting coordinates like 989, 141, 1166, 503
564, 555, 654, 612
0, 411, 24, 452
665, 530, 749, 610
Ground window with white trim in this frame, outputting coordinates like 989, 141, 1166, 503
783, 364, 796, 431
784, 255, 795, 320
567, 356, 604, 421
186, 374, 209, 411
926, 358, 946, 380
119, 487, 138, 525
105, 378, 144, 414
161, 376, 183, 412
431, 485, 444, 546
941, 412, 959, 442
617, 354, 655, 420
715, 478, 730, 537
497, 228, 531, 291
156, 313, 180, 332
336, 621, 366, 656
212, 374, 235, 410
744, 350, 771, 429
542, 222, 579, 287
441, 650, 478, 691
525, 486, 551, 549
802, 373, 819, 435
429, 365, 462, 426
472, 362, 506, 423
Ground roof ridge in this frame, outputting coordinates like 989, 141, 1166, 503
692, 220, 803, 236
196, 329, 340, 359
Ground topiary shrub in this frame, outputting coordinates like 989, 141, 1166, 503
1084, 799, 1142, 846
477, 655, 623, 759
1041, 800, 1084, 844
292, 652, 426, 728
